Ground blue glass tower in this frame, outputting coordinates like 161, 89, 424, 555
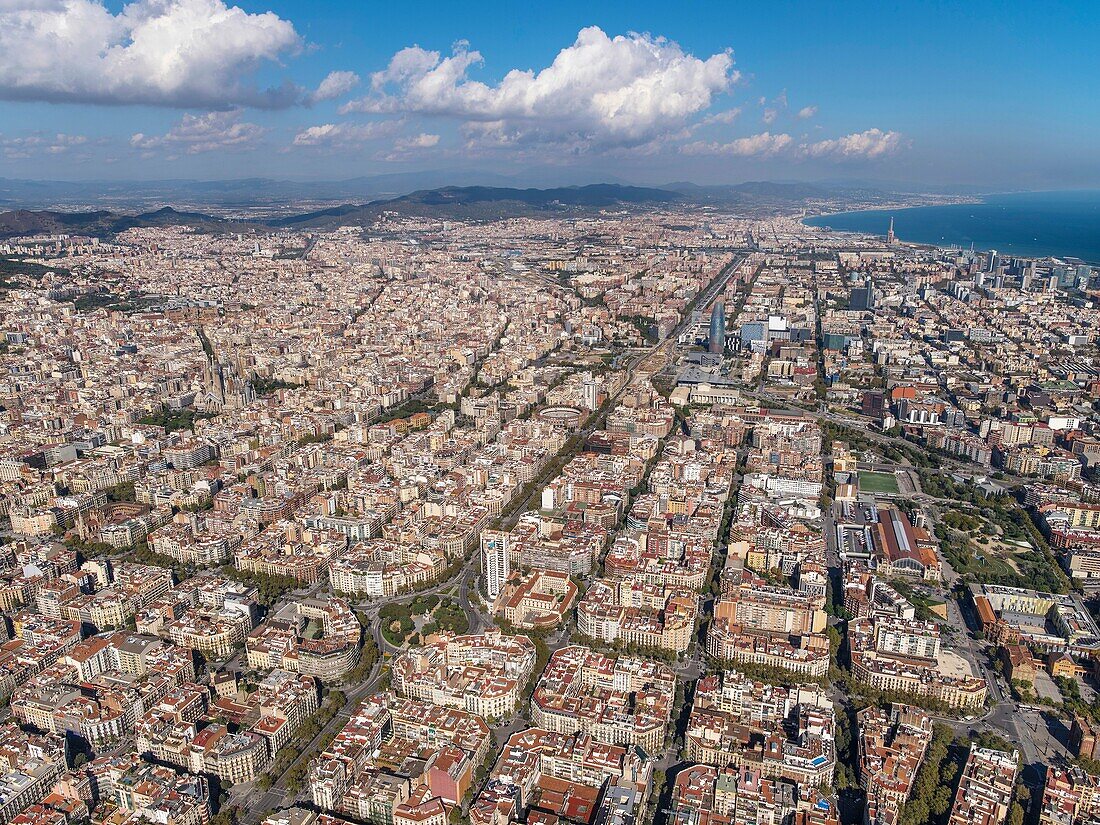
708, 299, 725, 354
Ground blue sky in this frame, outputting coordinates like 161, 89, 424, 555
0, 0, 1096, 187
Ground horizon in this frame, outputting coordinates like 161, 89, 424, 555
0, 1, 1096, 189
4, 174, 1100, 194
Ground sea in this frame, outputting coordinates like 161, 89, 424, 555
803, 190, 1100, 263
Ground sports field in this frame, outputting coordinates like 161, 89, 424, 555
859, 471, 901, 494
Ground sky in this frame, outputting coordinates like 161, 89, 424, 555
0, 0, 1097, 188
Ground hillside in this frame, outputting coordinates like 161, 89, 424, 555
0, 206, 254, 239
273, 184, 682, 227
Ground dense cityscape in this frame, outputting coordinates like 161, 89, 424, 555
0, 203, 1097, 825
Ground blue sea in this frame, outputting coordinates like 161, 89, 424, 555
803, 190, 1100, 263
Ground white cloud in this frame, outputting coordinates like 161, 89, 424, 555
1, 132, 88, 159
801, 128, 905, 159
292, 121, 399, 147
702, 108, 741, 125
680, 127, 907, 162
797, 105, 818, 119
382, 132, 442, 161
344, 26, 737, 149
758, 88, 791, 125
395, 133, 440, 150
0, 0, 303, 108
312, 71, 359, 102
681, 132, 792, 157
45, 134, 88, 154
130, 110, 264, 156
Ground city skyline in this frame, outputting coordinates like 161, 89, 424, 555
0, 0, 1097, 188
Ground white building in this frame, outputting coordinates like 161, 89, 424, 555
483, 533, 510, 601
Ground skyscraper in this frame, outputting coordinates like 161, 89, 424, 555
851, 276, 876, 311
582, 376, 599, 411
708, 300, 726, 354
886, 216, 895, 245
482, 533, 510, 601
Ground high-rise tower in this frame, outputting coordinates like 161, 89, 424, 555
886, 216, 895, 245
482, 532, 510, 601
708, 300, 726, 354
582, 376, 599, 411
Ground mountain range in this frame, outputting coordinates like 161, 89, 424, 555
0, 171, 640, 211
0, 206, 253, 239
0, 179, 961, 239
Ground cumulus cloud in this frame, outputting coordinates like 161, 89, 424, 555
0, 0, 303, 108
797, 105, 818, 119
1, 132, 88, 159
395, 133, 440, 150
681, 132, 793, 157
312, 71, 360, 103
801, 128, 905, 159
45, 134, 88, 153
702, 108, 741, 125
381, 132, 442, 161
291, 121, 400, 147
759, 90, 787, 125
343, 26, 737, 149
680, 127, 906, 161
130, 110, 265, 156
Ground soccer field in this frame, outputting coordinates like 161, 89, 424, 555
859, 471, 901, 494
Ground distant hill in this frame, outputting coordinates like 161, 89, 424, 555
395, 183, 679, 207
0, 206, 253, 239
0, 171, 635, 210
270, 204, 366, 226
0, 184, 680, 238
0, 178, 954, 239
273, 183, 682, 227
0, 209, 115, 237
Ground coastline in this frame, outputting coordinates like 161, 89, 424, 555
800, 191, 1100, 263
801, 195, 984, 222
